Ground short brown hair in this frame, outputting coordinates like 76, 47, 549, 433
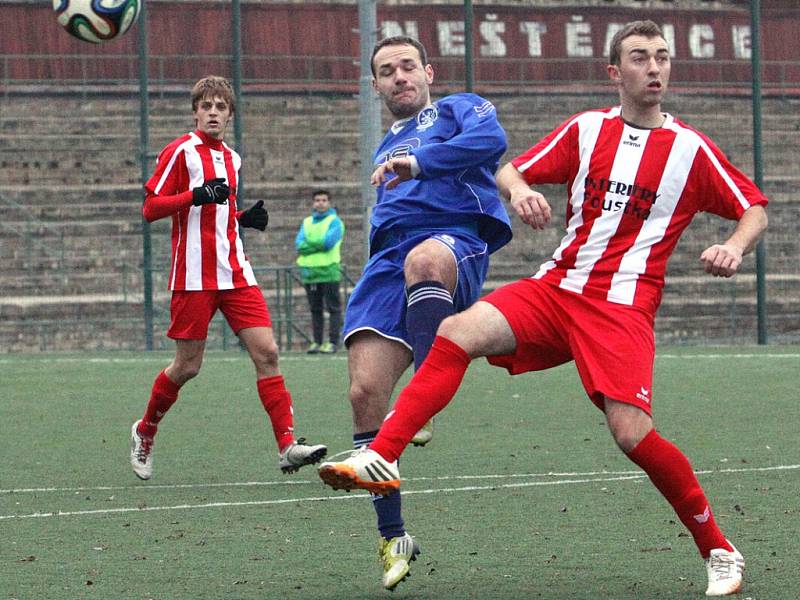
608, 20, 665, 66
191, 75, 235, 114
371, 36, 428, 77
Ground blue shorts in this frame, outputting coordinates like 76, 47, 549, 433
343, 228, 490, 349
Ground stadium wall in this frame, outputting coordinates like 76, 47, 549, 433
1, 91, 798, 351
2, 1, 798, 92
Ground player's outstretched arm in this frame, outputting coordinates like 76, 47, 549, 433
496, 163, 552, 231
699, 204, 767, 277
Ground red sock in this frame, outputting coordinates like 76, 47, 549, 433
140, 370, 181, 438
257, 375, 296, 452
371, 336, 471, 462
627, 429, 732, 558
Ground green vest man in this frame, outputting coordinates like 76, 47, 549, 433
295, 189, 345, 354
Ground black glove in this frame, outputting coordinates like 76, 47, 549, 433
192, 177, 230, 206
239, 200, 269, 231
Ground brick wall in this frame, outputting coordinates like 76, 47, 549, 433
1, 91, 797, 351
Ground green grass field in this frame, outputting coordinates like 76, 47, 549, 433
2, 347, 798, 600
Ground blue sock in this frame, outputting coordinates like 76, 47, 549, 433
355, 430, 405, 540
406, 280, 455, 370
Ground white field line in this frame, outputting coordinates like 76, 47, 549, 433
0, 353, 799, 366
3, 464, 798, 495
1, 464, 797, 521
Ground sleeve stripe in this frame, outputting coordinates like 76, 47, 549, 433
516, 109, 619, 174
698, 138, 751, 211
667, 121, 752, 211
154, 137, 197, 195
516, 116, 579, 174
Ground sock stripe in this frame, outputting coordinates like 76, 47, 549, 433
407, 288, 453, 306
354, 436, 376, 450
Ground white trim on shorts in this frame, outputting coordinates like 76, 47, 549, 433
342, 326, 413, 351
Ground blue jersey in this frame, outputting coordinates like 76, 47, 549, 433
370, 93, 512, 255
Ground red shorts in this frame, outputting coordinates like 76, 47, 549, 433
167, 286, 272, 340
483, 278, 656, 414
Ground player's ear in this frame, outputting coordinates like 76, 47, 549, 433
607, 63, 622, 83
425, 64, 434, 85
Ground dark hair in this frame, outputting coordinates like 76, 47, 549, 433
608, 20, 665, 66
312, 189, 331, 200
191, 75, 235, 114
371, 36, 428, 76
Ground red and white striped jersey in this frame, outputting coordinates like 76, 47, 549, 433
145, 130, 257, 291
512, 106, 768, 315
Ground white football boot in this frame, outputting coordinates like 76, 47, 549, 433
318, 447, 400, 495
130, 419, 154, 480
279, 438, 327, 473
705, 541, 744, 596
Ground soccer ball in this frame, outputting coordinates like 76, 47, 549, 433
53, 0, 140, 44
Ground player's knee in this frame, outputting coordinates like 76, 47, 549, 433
436, 313, 458, 337
172, 361, 202, 383
348, 382, 371, 413
252, 343, 279, 371
437, 312, 470, 344
611, 429, 642, 453
348, 380, 387, 423
607, 415, 650, 453
403, 246, 446, 282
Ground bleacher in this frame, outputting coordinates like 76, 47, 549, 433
1, 91, 797, 350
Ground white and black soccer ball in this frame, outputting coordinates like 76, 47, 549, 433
53, 0, 140, 44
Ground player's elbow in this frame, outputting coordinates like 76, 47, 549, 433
745, 204, 768, 241
142, 204, 157, 223
496, 133, 508, 156
756, 205, 768, 232
487, 131, 508, 160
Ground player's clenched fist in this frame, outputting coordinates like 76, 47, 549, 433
239, 200, 269, 231
371, 158, 414, 190
192, 177, 230, 206
699, 243, 743, 278
509, 186, 552, 230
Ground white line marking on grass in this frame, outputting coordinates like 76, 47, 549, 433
0, 474, 650, 520
412, 463, 800, 482
2, 464, 797, 520
0, 480, 312, 494
0, 493, 360, 520
3, 464, 798, 495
